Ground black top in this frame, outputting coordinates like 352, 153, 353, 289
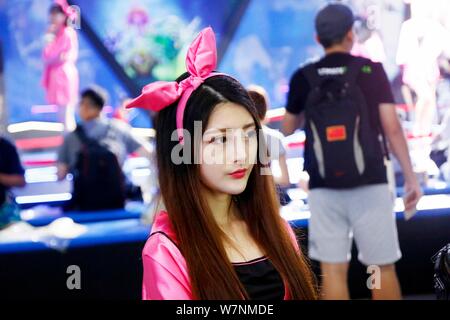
0, 138, 24, 206
285, 52, 395, 189
233, 256, 285, 300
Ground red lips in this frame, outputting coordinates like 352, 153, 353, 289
229, 168, 247, 179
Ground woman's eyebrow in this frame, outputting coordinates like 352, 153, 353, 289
213, 122, 256, 133
242, 122, 256, 130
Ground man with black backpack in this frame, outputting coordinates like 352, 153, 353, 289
282, 3, 422, 299
57, 86, 152, 211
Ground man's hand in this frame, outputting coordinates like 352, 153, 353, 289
136, 144, 153, 159
281, 111, 304, 136
403, 177, 422, 213
57, 163, 69, 181
0, 173, 26, 188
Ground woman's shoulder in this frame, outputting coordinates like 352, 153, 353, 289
142, 210, 180, 260
142, 211, 191, 299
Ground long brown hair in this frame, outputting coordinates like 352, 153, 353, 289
155, 74, 318, 299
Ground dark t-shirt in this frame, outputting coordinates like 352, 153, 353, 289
233, 256, 285, 300
286, 52, 395, 189
0, 138, 25, 205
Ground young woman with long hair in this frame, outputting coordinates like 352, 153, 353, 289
126, 27, 318, 300
42, 1, 79, 131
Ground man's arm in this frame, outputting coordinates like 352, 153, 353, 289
281, 70, 309, 136
281, 111, 304, 136
379, 103, 422, 211
135, 143, 153, 159
57, 163, 69, 181
56, 135, 72, 181
0, 173, 25, 188
0, 139, 26, 188
275, 154, 291, 188
122, 127, 153, 160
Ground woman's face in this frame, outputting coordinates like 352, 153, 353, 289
50, 11, 66, 27
200, 102, 258, 196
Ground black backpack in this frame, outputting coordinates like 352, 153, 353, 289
302, 60, 388, 188
432, 243, 450, 300
66, 125, 126, 211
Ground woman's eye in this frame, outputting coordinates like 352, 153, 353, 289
245, 129, 257, 139
211, 136, 227, 144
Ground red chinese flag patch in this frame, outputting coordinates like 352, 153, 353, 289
326, 125, 347, 142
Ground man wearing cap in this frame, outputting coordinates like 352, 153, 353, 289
282, 3, 421, 299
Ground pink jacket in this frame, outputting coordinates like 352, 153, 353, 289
142, 210, 300, 300
42, 26, 79, 106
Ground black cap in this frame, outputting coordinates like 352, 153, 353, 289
315, 3, 354, 44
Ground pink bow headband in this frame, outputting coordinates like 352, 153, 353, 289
54, 0, 78, 21
125, 27, 224, 145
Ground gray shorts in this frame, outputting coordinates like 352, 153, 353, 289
308, 183, 402, 266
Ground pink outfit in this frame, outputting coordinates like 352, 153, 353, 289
54, 0, 78, 21
42, 26, 79, 106
142, 210, 300, 300
396, 18, 445, 92
351, 32, 386, 63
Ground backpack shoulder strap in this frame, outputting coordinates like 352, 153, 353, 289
344, 58, 391, 160
75, 125, 97, 146
104, 121, 113, 139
